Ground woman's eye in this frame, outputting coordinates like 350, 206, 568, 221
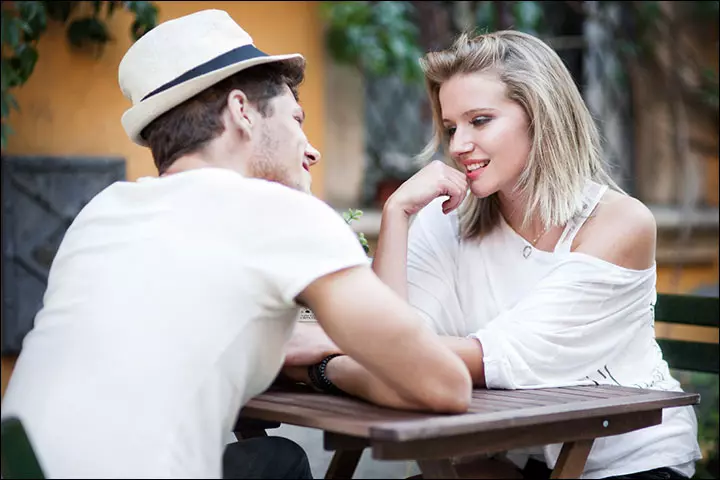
444, 126, 456, 137
471, 116, 491, 126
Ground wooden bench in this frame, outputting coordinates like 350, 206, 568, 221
0, 417, 46, 479
654, 293, 719, 374
655, 292, 719, 478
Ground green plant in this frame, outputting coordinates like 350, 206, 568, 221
1, 1, 158, 150
343, 208, 370, 255
320, 1, 424, 84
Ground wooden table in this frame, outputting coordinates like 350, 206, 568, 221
235, 384, 699, 479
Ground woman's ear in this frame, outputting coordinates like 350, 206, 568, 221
226, 89, 254, 138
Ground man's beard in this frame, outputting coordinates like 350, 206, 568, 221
247, 156, 301, 191
247, 127, 307, 193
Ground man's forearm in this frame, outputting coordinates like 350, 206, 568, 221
325, 355, 438, 411
325, 335, 486, 408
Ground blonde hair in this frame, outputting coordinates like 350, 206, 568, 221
418, 30, 622, 240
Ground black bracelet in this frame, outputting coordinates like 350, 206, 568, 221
307, 353, 346, 396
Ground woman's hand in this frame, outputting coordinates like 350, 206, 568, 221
385, 160, 468, 217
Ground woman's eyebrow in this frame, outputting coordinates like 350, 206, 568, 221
443, 107, 498, 123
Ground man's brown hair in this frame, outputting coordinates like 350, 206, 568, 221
141, 62, 304, 174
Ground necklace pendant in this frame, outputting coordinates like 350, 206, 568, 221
523, 245, 533, 259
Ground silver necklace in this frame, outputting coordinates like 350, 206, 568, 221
522, 226, 549, 259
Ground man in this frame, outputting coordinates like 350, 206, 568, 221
0, 9, 471, 479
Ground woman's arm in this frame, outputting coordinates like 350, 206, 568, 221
372, 161, 467, 299
372, 205, 411, 299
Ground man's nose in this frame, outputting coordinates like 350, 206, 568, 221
306, 144, 321, 166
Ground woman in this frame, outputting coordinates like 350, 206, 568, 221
372, 30, 701, 479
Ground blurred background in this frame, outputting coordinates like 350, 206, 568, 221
1, 1, 718, 478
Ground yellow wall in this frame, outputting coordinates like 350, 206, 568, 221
4, 1, 327, 197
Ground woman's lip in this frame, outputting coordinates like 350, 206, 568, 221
466, 164, 488, 180
467, 169, 482, 180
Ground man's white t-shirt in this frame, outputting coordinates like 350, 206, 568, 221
1, 168, 369, 478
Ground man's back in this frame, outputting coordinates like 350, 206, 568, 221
1, 168, 368, 477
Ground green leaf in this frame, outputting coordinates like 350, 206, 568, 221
322, 1, 422, 85
107, 1, 118, 18
0, 88, 20, 116
8, 93, 19, 111
9, 44, 39, 85
1, 94, 10, 119
43, 0, 75, 22
342, 208, 364, 224
357, 232, 370, 255
123, 1, 158, 40
1, 122, 14, 151
66, 16, 111, 48
3, 15, 22, 49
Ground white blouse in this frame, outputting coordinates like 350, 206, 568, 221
406, 181, 701, 479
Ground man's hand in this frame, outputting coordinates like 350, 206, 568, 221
279, 366, 310, 384
283, 322, 342, 367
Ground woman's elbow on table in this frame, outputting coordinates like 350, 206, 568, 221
410, 361, 473, 414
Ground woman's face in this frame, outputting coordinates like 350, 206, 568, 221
439, 72, 532, 201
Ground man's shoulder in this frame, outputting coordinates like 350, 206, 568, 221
161, 168, 324, 207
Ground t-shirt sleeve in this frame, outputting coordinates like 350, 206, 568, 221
470, 257, 656, 389
406, 198, 465, 335
237, 181, 370, 306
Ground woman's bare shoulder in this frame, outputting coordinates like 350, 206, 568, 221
573, 190, 657, 270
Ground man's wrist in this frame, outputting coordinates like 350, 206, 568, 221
324, 354, 348, 385
307, 354, 347, 395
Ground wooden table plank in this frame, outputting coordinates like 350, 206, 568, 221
479, 390, 592, 405
371, 390, 698, 441
370, 409, 662, 461
256, 394, 423, 421
558, 385, 652, 395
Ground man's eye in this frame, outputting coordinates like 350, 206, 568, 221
471, 116, 491, 126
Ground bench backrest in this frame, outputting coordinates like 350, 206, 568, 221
0, 416, 46, 479
655, 293, 719, 374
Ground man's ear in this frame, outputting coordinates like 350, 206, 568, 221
226, 89, 255, 138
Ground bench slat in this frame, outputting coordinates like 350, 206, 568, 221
657, 338, 719, 374
655, 294, 719, 327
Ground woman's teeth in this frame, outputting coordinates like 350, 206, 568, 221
467, 160, 490, 171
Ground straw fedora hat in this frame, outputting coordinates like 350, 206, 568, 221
119, 9, 305, 146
